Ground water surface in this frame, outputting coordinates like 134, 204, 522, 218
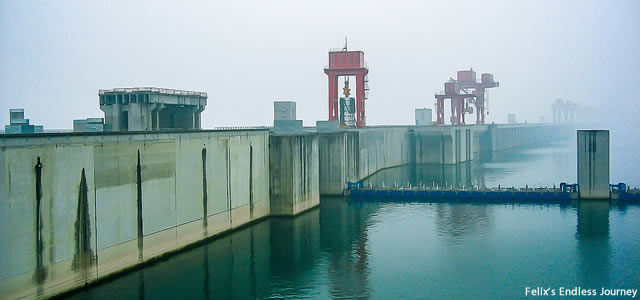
67, 142, 640, 299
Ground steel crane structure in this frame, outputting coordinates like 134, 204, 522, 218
435, 69, 499, 125
324, 41, 369, 127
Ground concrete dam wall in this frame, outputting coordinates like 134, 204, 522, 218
318, 124, 572, 194
269, 134, 320, 216
0, 123, 570, 298
0, 130, 277, 299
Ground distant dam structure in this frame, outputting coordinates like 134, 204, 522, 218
0, 121, 589, 299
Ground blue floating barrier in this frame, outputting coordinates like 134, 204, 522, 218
619, 193, 634, 200
457, 191, 470, 199
375, 190, 388, 197
557, 192, 571, 200
500, 192, 513, 199
470, 191, 484, 198
486, 192, 499, 199
542, 192, 556, 200
389, 190, 403, 198
431, 191, 444, 198
443, 191, 457, 199
635, 193, 640, 201
416, 191, 429, 199
350, 190, 364, 197
514, 192, 527, 199
528, 192, 542, 200
362, 190, 375, 198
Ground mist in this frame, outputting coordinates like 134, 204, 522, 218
1, 0, 639, 138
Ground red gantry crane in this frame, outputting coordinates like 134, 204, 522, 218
435, 68, 499, 125
324, 39, 369, 127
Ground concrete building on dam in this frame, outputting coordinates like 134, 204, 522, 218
4, 109, 44, 134
99, 87, 207, 131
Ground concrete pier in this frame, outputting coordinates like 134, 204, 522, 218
318, 131, 359, 195
269, 133, 320, 216
577, 130, 610, 199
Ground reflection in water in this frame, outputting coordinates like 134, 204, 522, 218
65, 199, 640, 299
434, 204, 493, 244
202, 244, 209, 300
320, 199, 373, 299
576, 200, 610, 288
268, 210, 321, 298
364, 142, 576, 189
138, 271, 144, 300
364, 162, 474, 189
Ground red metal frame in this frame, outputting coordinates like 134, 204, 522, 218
435, 69, 498, 125
435, 94, 473, 125
325, 50, 369, 127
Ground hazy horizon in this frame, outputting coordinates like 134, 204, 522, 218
1, 0, 639, 135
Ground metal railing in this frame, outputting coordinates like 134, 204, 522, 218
213, 126, 271, 130
99, 87, 207, 97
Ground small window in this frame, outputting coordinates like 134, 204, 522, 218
354, 60, 358, 64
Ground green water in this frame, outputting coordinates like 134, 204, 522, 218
66, 199, 640, 299
66, 142, 640, 299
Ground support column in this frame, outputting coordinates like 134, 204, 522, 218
475, 90, 485, 124
450, 98, 456, 125
577, 130, 610, 199
146, 104, 153, 130
127, 103, 143, 131
356, 72, 365, 127
113, 103, 121, 131
476, 100, 482, 124
153, 107, 160, 130
327, 73, 339, 121
195, 106, 203, 129
436, 97, 444, 125
459, 98, 465, 125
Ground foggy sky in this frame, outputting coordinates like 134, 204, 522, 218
1, 0, 639, 133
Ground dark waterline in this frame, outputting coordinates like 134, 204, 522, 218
65, 142, 640, 299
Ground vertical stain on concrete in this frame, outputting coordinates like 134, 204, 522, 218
72, 168, 94, 277
440, 133, 445, 164
202, 148, 208, 233
203, 244, 210, 300
137, 150, 144, 260
33, 156, 47, 288
249, 228, 257, 299
249, 145, 253, 218
138, 271, 145, 300
226, 143, 232, 224
7, 167, 11, 195
300, 139, 304, 200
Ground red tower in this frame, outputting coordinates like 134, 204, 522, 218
435, 69, 499, 125
324, 49, 369, 127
